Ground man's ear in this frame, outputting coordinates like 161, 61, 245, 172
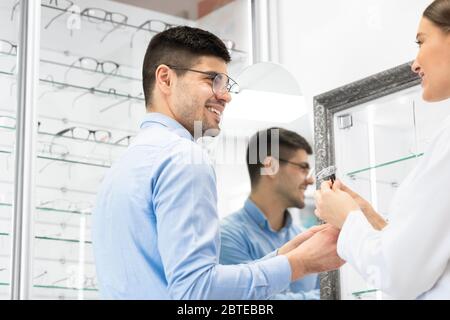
154, 65, 172, 96
260, 156, 280, 177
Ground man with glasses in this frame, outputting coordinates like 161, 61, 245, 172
220, 128, 320, 300
92, 26, 343, 299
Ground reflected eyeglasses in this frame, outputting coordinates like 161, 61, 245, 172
55, 127, 112, 143
279, 158, 312, 177
166, 65, 240, 95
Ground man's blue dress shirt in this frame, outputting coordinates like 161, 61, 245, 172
92, 113, 292, 299
220, 199, 320, 300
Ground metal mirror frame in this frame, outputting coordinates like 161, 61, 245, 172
313, 62, 420, 300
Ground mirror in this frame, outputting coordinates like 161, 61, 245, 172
313, 62, 422, 300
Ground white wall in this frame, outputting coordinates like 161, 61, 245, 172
278, 0, 430, 98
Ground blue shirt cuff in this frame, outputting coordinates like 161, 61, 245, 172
257, 255, 291, 296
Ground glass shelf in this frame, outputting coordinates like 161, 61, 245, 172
0, 51, 141, 82
0, 179, 98, 196
0, 202, 92, 216
351, 289, 380, 299
0, 69, 144, 101
345, 153, 424, 177
0, 282, 98, 292
0, 124, 131, 148
0, 232, 92, 245
0, 149, 111, 169
39, 3, 247, 56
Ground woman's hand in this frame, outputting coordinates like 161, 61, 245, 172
334, 180, 387, 231
278, 224, 330, 255
314, 181, 359, 229
334, 180, 372, 212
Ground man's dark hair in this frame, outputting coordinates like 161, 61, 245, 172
246, 127, 313, 187
142, 26, 231, 108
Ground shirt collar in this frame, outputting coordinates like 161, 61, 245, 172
139, 112, 194, 141
243, 198, 293, 233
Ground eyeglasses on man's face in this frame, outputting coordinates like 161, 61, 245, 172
278, 158, 311, 177
166, 65, 240, 95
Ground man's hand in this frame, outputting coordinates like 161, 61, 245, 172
282, 225, 345, 281
314, 181, 359, 229
278, 224, 329, 255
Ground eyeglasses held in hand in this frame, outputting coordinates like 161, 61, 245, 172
55, 127, 112, 143
166, 65, 240, 95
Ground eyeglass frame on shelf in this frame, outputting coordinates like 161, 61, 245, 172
11, 0, 75, 28
114, 134, 135, 146
130, 19, 177, 48
0, 39, 17, 55
55, 126, 112, 143
63, 56, 120, 86
80, 7, 128, 42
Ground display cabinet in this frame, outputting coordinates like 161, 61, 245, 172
314, 62, 450, 299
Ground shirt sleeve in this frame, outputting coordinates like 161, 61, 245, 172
152, 141, 291, 300
337, 126, 450, 299
219, 220, 278, 265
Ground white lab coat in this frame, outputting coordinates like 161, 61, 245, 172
337, 114, 450, 300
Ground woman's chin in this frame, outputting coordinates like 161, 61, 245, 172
422, 89, 450, 102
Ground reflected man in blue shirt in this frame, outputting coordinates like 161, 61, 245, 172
92, 26, 344, 299
220, 128, 319, 299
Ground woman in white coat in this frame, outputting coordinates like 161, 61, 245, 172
315, 0, 450, 299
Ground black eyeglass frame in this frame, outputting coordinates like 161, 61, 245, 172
0, 39, 17, 55
278, 158, 311, 175
166, 64, 240, 95
55, 126, 112, 142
